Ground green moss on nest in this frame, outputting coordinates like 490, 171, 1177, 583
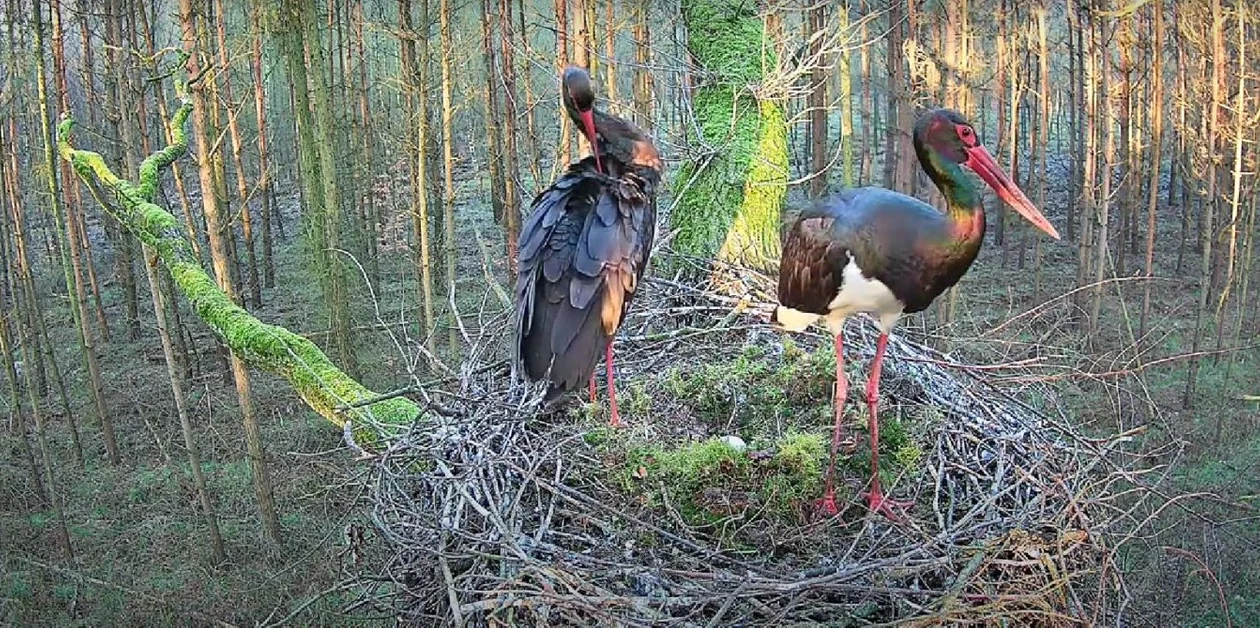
620, 432, 826, 535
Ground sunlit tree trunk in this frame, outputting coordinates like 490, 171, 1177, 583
104, 0, 142, 340
35, 0, 102, 466
1139, 0, 1163, 342
808, 1, 828, 199
556, 0, 574, 164
439, 0, 459, 351
1184, 0, 1225, 408
632, 1, 652, 130
183, 0, 282, 545
837, 6, 853, 189
252, 8, 276, 289
604, 0, 616, 107
1033, 1, 1049, 302
214, 0, 262, 309
1088, 9, 1114, 336
1213, 7, 1247, 367
858, 0, 872, 185
401, 0, 437, 352
1075, 8, 1098, 320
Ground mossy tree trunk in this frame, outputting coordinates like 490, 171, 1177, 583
274, 0, 357, 377
671, 0, 788, 273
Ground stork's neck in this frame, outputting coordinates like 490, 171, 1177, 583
922, 151, 985, 243
591, 109, 662, 173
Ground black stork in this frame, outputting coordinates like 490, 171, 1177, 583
772, 108, 1060, 519
514, 66, 662, 427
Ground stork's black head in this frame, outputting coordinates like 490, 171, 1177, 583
561, 66, 603, 173
913, 108, 976, 166
562, 66, 596, 113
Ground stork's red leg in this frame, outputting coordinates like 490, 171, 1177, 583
605, 343, 623, 427
818, 331, 849, 516
588, 373, 597, 403
860, 333, 911, 520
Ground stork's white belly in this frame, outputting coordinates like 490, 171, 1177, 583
774, 255, 904, 336
824, 256, 904, 334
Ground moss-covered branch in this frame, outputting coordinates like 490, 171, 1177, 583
57, 101, 422, 448
670, 0, 788, 272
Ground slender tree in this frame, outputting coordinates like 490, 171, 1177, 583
183, 0, 282, 545
1139, 0, 1164, 341
439, 0, 458, 350
35, 0, 107, 465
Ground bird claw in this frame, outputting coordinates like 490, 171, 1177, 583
859, 490, 912, 521
814, 491, 840, 518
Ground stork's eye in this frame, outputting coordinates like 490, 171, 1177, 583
956, 124, 976, 146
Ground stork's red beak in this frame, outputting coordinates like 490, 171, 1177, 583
965, 145, 1060, 240
578, 109, 603, 174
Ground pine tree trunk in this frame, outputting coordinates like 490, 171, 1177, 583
355, 0, 380, 292
604, 0, 616, 107
1184, 0, 1225, 408
104, 0, 142, 340
1213, 8, 1247, 366
252, 9, 276, 289
883, 2, 904, 190
632, 1, 651, 130
182, 0, 282, 546
808, 1, 828, 199
440, 0, 459, 351
1139, 0, 1163, 342
1088, 10, 1114, 336
481, 0, 506, 224
0, 132, 50, 499
994, 0, 1008, 248
403, 0, 437, 353
214, 0, 262, 310
143, 246, 226, 563
34, 0, 106, 465
556, 0, 573, 165
17, 299, 74, 560
499, 0, 522, 271
837, 6, 853, 189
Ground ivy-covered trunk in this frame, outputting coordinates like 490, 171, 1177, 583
671, 0, 788, 272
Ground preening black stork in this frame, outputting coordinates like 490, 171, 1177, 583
773, 108, 1060, 519
514, 66, 662, 427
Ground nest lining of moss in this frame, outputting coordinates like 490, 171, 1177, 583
358, 266, 1145, 626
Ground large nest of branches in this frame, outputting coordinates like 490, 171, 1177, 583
356, 263, 1146, 626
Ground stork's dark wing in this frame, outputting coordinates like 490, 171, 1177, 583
514, 158, 658, 399
777, 213, 849, 315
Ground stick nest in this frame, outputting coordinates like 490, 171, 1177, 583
358, 266, 1143, 626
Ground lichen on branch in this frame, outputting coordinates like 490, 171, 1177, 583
56, 99, 422, 448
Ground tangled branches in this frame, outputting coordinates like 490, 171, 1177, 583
356, 268, 1159, 626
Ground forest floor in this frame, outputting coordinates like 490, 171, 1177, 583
2, 156, 1258, 625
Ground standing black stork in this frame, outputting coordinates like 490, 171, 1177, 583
773, 108, 1060, 519
514, 66, 662, 427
